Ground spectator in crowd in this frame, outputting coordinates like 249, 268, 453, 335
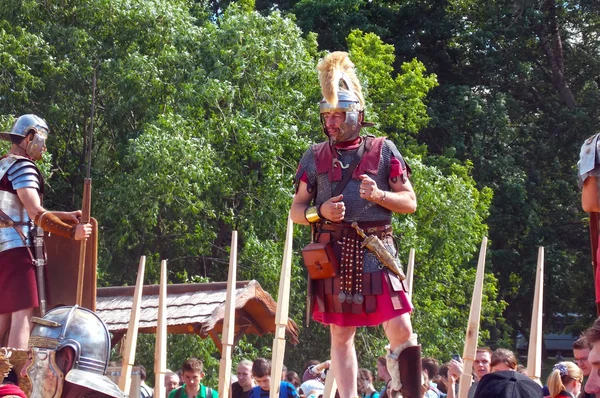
573, 336, 594, 398
249, 358, 298, 398
285, 372, 301, 389
169, 358, 217, 398
516, 365, 527, 375
302, 361, 329, 384
546, 362, 583, 398
376, 356, 391, 398
447, 347, 491, 398
165, 371, 180, 398
357, 368, 379, 398
232, 360, 255, 398
140, 365, 154, 398
473, 370, 543, 398
583, 318, 600, 397
282, 365, 288, 382
489, 349, 518, 372
299, 379, 324, 398
422, 358, 442, 397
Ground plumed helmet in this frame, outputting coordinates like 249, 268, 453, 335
29, 306, 124, 398
0, 114, 49, 142
317, 52, 370, 139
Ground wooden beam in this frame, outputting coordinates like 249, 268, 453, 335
269, 216, 294, 398
218, 231, 238, 398
154, 260, 168, 398
458, 238, 487, 398
118, 256, 146, 394
526, 247, 544, 384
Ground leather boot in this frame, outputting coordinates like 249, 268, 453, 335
398, 344, 422, 398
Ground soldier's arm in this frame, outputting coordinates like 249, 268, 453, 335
16, 187, 91, 240
359, 174, 417, 215
386, 176, 417, 214
291, 181, 314, 225
16, 186, 44, 220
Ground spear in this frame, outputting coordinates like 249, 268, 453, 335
270, 215, 294, 398
218, 231, 238, 398
526, 247, 544, 384
76, 67, 96, 306
458, 237, 487, 398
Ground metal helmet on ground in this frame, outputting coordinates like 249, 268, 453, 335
317, 52, 369, 141
27, 306, 124, 398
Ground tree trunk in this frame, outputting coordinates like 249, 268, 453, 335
533, 0, 577, 109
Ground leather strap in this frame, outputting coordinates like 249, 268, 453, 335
0, 207, 35, 261
331, 137, 367, 197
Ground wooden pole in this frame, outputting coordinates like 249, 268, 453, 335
269, 216, 294, 398
527, 247, 544, 384
406, 248, 415, 301
322, 365, 337, 398
118, 256, 146, 394
458, 237, 488, 398
218, 231, 238, 398
154, 260, 168, 398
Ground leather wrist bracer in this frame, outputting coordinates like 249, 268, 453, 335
34, 211, 76, 239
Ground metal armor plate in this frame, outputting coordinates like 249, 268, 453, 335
0, 190, 32, 252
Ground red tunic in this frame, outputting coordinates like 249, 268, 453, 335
0, 156, 39, 314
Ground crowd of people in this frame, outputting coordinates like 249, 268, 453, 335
132, 330, 599, 398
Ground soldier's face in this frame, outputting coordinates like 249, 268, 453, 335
25, 131, 48, 161
324, 112, 346, 141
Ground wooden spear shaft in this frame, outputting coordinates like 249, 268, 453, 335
154, 260, 168, 398
269, 216, 294, 398
118, 256, 146, 395
458, 237, 488, 398
527, 247, 544, 384
218, 231, 238, 398
75, 178, 91, 306
406, 248, 416, 301
76, 68, 96, 307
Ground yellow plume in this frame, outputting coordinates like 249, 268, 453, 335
317, 51, 364, 109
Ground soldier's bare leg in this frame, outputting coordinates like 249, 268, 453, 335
383, 312, 412, 348
7, 307, 33, 349
330, 324, 358, 398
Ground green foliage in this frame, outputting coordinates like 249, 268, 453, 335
2, 0, 503, 375
347, 29, 438, 153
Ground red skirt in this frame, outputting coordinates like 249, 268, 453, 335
0, 247, 38, 314
312, 272, 412, 327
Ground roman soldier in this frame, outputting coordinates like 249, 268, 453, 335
0, 115, 92, 348
290, 52, 422, 397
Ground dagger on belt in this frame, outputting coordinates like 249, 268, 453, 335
351, 222, 406, 280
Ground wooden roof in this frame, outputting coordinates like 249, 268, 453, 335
96, 280, 299, 346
